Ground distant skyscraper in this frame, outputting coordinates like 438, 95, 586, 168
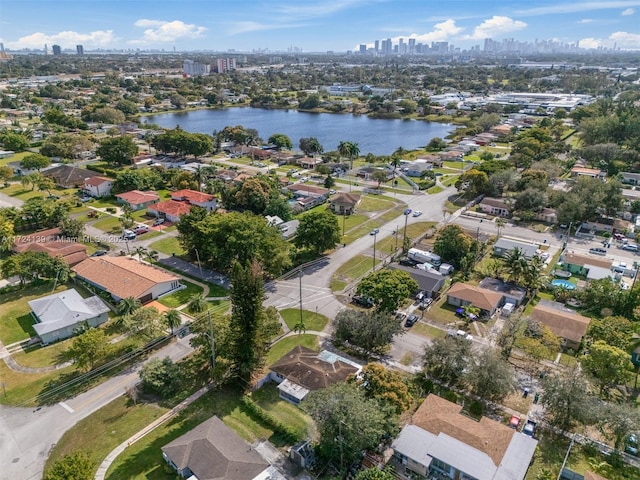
183, 59, 210, 77
76, 45, 84, 55
44, 44, 48, 55
374, 40, 379, 52
359, 44, 367, 54
52, 44, 61, 55
216, 57, 236, 73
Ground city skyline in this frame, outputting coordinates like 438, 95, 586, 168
1, 0, 640, 53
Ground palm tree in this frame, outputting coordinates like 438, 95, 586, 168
165, 309, 181, 335
117, 296, 142, 316
523, 255, 548, 295
188, 294, 208, 313
503, 247, 529, 285
463, 304, 481, 325
337, 141, 350, 165
133, 246, 148, 262
146, 249, 159, 263
192, 165, 205, 192
495, 218, 506, 238
347, 141, 360, 171
293, 318, 306, 344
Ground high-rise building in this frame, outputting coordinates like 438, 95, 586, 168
76, 45, 84, 55
52, 44, 61, 55
183, 59, 210, 77
215, 57, 236, 73
359, 44, 367, 54
374, 40, 379, 52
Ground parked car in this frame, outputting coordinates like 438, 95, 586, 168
522, 420, 537, 438
329, 189, 337, 195
153, 217, 166, 226
91, 250, 107, 257
404, 314, 419, 327
403, 208, 412, 215
122, 230, 136, 240
626, 433, 639, 456
415, 291, 425, 302
622, 244, 638, 252
589, 247, 607, 256
369, 228, 380, 236
352, 295, 374, 308
412, 210, 423, 217
418, 298, 433, 310
456, 329, 473, 341
509, 415, 521, 429
133, 225, 149, 234
79, 196, 92, 202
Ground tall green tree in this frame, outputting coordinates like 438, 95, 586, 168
351, 363, 412, 413
582, 340, 633, 395
303, 382, 397, 472
117, 296, 141, 316
122, 307, 165, 339
540, 367, 596, 430
139, 357, 182, 398
334, 309, 404, 355
20, 153, 51, 171
227, 260, 267, 387
164, 309, 181, 334
96, 135, 138, 166
433, 224, 476, 270
356, 269, 418, 314
66, 328, 112, 371
295, 210, 341, 255
267, 133, 292, 150
423, 336, 471, 387
465, 349, 516, 402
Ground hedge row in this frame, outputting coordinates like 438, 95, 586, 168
85, 164, 119, 178
240, 396, 300, 443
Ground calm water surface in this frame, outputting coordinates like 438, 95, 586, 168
141, 108, 453, 156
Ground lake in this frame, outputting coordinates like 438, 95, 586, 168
141, 108, 454, 156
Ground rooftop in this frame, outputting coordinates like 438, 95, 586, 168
447, 282, 503, 311
530, 302, 590, 343
115, 189, 160, 205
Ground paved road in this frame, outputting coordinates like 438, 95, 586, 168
0, 335, 195, 480
0, 191, 24, 208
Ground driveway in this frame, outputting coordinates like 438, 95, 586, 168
0, 191, 23, 209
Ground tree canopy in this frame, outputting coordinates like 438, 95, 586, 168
356, 269, 418, 314
334, 309, 404, 355
96, 135, 139, 165
433, 224, 476, 270
295, 210, 341, 255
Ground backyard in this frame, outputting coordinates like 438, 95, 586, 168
279, 308, 329, 332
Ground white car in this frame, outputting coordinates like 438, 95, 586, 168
412, 210, 423, 217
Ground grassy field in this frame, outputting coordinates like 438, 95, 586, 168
330, 254, 378, 292
149, 236, 185, 257
279, 308, 329, 332
266, 334, 320, 366
157, 280, 204, 308
12, 338, 74, 368
412, 322, 447, 340
45, 396, 168, 478
0, 357, 75, 406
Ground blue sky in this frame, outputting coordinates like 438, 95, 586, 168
2, 0, 639, 52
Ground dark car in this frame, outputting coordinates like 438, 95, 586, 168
352, 295, 374, 308
404, 314, 418, 327
522, 420, 537, 438
91, 250, 107, 257
399, 258, 417, 267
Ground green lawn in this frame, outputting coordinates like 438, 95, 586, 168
0, 151, 30, 167
12, 338, 73, 368
266, 334, 320, 366
358, 195, 398, 212
0, 357, 76, 406
45, 396, 168, 478
412, 322, 447, 339
250, 382, 311, 438
157, 280, 204, 308
0, 283, 80, 344
0, 183, 49, 201
330, 254, 377, 292
279, 308, 329, 332
149, 236, 186, 257
427, 185, 444, 194
92, 215, 123, 234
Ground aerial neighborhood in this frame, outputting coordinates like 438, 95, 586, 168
1, 46, 640, 480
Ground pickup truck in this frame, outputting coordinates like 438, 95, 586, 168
522, 420, 537, 438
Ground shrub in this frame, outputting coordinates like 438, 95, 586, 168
240, 396, 299, 443
469, 400, 483, 418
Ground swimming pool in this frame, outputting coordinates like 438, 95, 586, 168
551, 279, 575, 290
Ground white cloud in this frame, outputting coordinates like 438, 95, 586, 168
132, 19, 207, 44
463, 16, 527, 40
4, 30, 115, 49
579, 31, 640, 49
621, 7, 636, 14
578, 18, 595, 23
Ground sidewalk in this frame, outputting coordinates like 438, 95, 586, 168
94, 383, 214, 480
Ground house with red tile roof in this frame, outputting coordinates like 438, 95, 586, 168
446, 282, 504, 318
12, 227, 88, 266
115, 190, 160, 210
72, 256, 182, 303
83, 176, 114, 197
147, 200, 192, 223
171, 189, 217, 211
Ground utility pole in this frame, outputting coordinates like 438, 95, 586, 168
207, 310, 215, 370
299, 267, 303, 326
372, 232, 377, 270
403, 209, 411, 252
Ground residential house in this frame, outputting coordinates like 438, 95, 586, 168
534, 208, 558, 224
43, 165, 96, 188
570, 166, 606, 179
478, 197, 511, 217
560, 252, 613, 280
330, 193, 361, 215
389, 264, 445, 299
115, 190, 160, 211
530, 301, 590, 350
12, 227, 88, 266
404, 161, 433, 178
147, 200, 191, 223
267, 346, 360, 405
581, 217, 629, 235
438, 151, 463, 162
620, 172, 640, 186
490, 124, 513, 136
493, 238, 539, 260
28, 288, 110, 345
171, 189, 217, 211
356, 166, 394, 181
162, 416, 276, 480
287, 184, 329, 211
296, 157, 324, 169
83, 176, 114, 197
392, 394, 537, 480
72, 256, 182, 303
478, 277, 527, 307
446, 282, 503, 317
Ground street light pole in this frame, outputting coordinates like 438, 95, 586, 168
403, 209, 411, 253
395, 224, 399, 251
372, 232, 377, 270
299, 267, 303, 326
207, 310, 215, 370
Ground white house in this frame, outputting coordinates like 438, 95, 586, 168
28, 289, 110, 345
83, 176, 114, 197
